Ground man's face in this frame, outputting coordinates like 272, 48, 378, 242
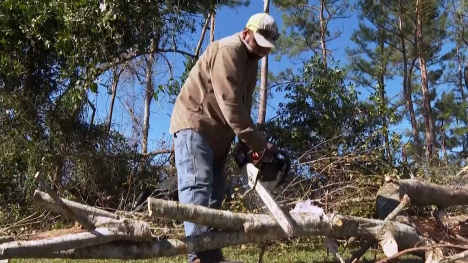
243, 29, 271, 58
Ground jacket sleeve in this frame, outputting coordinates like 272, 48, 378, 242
211, 46, 267, 153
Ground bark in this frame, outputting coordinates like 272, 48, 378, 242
33, 190, 116, 219
33, 190, 151, 240
399, 0, 422, 159
141, 149, 173, 156
194, 14, 211, 59
107, 64, 127, 132
0, 227, 150, 260
457, 44, 468, 154
210, 11, 216, 43
377, 195, 411, 258
408, 58, 422, 157
378, 0, 391, 163
0, 194, 427, 260
35, 173, 95, 231
377, 178, 468, 219
257, 57, 268, 125
319, 0, 327, 67
416, 0, 437, 161
441, 120, 448, 161
5, 208, 425, 260
149, 198, 424, 250
142, 53, 154, 154
87, 99, 96, 127
257, 0, 270, 125
0, 238, 13, 245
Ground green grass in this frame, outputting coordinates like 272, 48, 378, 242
12, 243, 423, 263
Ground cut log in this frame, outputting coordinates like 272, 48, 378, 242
34, 190, 116, 219
377, 178, 468, 219
377, 194, 411, 258
33, 190, 151, 241
0, 227, 150, 260
149, 198, 424, 250
0, 219, 423, 260
379, 232, 398, 258
0, 238, 13, 245
148, 198, 273, 231
35, 172, 95, 231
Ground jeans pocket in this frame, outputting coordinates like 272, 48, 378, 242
175, 132, 196, 189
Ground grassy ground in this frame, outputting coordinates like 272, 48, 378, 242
12, 243, 423, 263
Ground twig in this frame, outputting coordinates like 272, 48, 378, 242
142, 149, 173, 156
347, 241, 373, 263
347, 195, 411, 262
257, 242, 269, 263
376, 244, 468, 263
0, 212, 40, 233
442, 249, 468, 262
381, 194, 410, 225
34, 172, 95, 231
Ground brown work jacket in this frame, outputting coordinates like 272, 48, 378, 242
169, 32, 267, 158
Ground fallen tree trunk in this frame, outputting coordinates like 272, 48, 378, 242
377, 178, 468, 219
0, 227, 150, 259
0, 238, 13, 245
149, 198, 424, 250
35, 172, 95, 231
0, 215, 424, 260
33, 190, 151, 237
33, 190, 116, 219
0, 197, 427, 260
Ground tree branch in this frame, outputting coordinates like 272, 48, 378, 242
34, 173, 95, 231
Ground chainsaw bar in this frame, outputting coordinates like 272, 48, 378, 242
241, 163, 295, 237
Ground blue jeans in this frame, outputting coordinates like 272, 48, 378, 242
173, 129, 227, 262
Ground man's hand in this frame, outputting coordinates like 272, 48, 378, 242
260, 142, 276, 163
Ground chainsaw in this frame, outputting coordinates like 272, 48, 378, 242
234, 141, 295, 237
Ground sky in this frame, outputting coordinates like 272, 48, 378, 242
90, 1, 361, 152
88, 0, 459, 154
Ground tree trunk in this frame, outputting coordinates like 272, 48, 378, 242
441, 120, 447, 161
379, 0, 391, 163
210, 11, 216, 43
400, 0, 422, 159
142, 54, 154, 154
457, 44, 468, 155
257, 0, 270, 125
33, 190, 117, 219
0, 227, 150, 260
3, 199, 426, 260
194, 14, 211, 59
33, 190, 150, 236
376, 178, 468, 219
107, 64, 127, 132
107, 72, 118, 132
319, 0, 327, 67
408, 59, 422, 158
416, 0, 437, 161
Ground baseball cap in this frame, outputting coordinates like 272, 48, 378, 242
246, 13, 279, 48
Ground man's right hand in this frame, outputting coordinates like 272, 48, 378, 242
260, 142, 276, 163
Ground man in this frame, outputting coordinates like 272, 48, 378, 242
169, 13, 279, 263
